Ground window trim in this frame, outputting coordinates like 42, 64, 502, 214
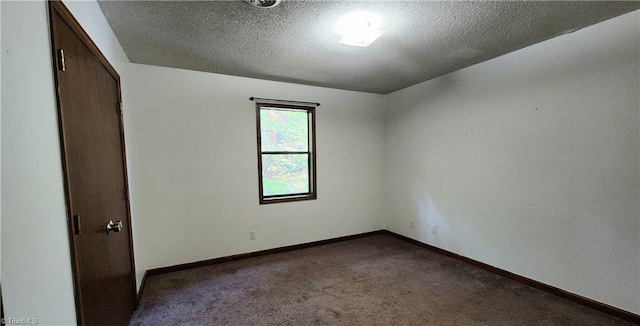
255, 103, 317, 204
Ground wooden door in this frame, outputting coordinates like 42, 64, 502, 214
48, 2, 136, 325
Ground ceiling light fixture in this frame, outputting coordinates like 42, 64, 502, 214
335, 11, 385, 47
244, 0, 281, 9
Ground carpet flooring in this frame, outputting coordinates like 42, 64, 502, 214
131, 234, 633, 325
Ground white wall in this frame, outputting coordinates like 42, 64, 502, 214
0, 0, 3, 287
126, 64, 387, 285
1, 1, 131, 324
1, 2, 76, 324
385, 10, 640, 314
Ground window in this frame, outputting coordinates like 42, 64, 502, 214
256, 103, 316, 204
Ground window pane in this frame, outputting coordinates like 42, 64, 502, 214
261, 154, 309, 196
260, 109, 308, 152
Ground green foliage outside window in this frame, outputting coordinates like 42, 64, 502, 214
260, 108, 311, 197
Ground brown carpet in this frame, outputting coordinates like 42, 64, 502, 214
131, 234, 633, 325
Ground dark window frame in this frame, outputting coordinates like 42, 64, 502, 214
256, 103, 317, 204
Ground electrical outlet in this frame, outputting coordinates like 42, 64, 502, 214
410, 219, 415, 228
431, 225, 438, 234
250, 230, 256, 240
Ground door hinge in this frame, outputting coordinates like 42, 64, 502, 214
118, 102, 123, 115
57, 49, 66, 72
73, 214, 82, 235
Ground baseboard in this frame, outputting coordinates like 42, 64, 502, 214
136, 270, 150, 307
382, 230, 640, 325
136, 230, 385, 303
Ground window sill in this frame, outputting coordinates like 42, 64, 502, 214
260, 194, 317, 205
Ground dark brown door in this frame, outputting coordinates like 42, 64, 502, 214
49, 2, 136, 325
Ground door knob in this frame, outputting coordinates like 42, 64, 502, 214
106, 220, 123, 234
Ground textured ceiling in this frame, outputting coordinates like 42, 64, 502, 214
97, 1, 640, 94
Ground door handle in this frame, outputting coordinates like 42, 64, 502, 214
106, 220, 123, 234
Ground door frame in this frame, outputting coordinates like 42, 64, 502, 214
47, 1, 137, 324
